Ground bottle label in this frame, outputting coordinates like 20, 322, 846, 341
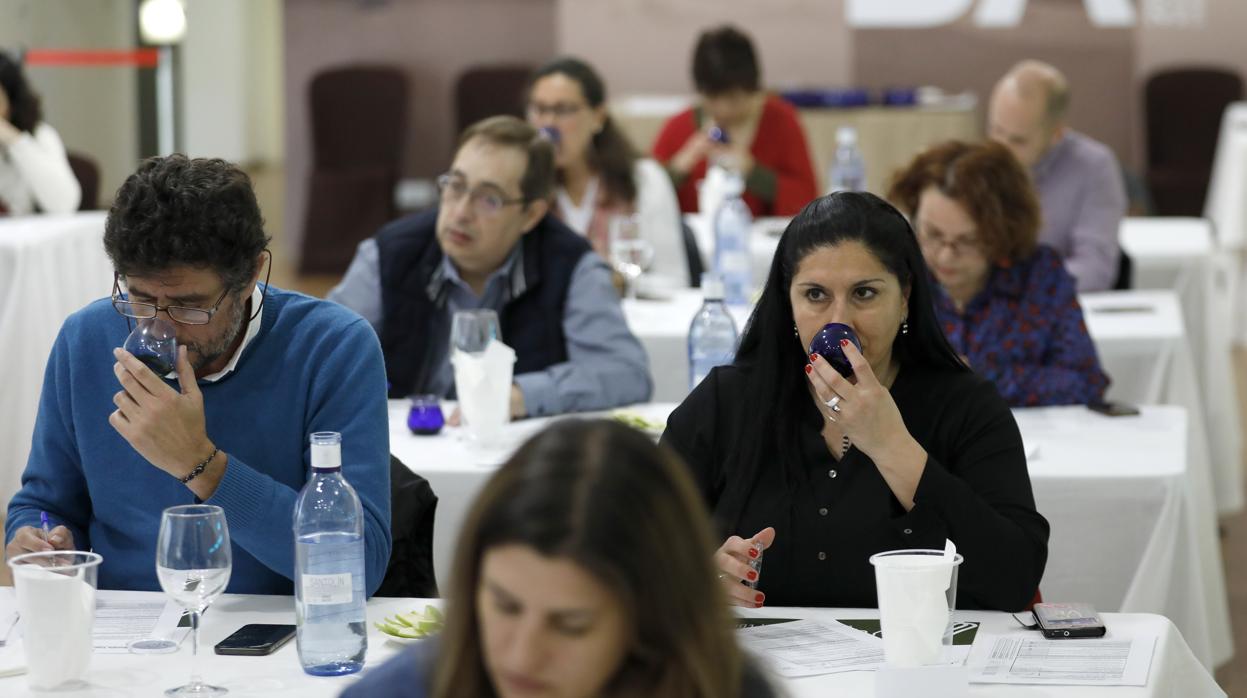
301, 573, 354, 605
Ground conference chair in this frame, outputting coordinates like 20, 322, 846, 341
375, 454, 439, 598
66, 151, 100, 211
454, 64, 532, 136
300, 65, 408, 274
1144, 68, 1244, 216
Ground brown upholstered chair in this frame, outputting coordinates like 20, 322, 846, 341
65, 151, 100, 211
454, 64, 533, 136
1144, 68, 1243, 216
300, 65, 407, 274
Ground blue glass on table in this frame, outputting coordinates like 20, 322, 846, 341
809, 322, 862, 379
124, 317, 179, 376
407, 395, 445, 436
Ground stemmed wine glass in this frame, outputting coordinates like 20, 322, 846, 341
157, 505, 232, 697
450, 309, 501, 355
609, 214, 654, 300
125, 317, 179, 375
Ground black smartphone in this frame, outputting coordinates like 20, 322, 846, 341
1088, 400, 1140, 417
1033, 603, 1107, 639
214, 624, 296, 656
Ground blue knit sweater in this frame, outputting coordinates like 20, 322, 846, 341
6, 286, 392, 595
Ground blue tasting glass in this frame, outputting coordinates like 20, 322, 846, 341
407, 395, 445, 436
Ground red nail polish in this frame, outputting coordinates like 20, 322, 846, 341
755, 602, 764, 608
840, 339, 850, 347
809, 353, 819, 362
748, 548, 758, 558
747, 570, 758, 581
804, 365, 813, 375
755, 593, 765, 603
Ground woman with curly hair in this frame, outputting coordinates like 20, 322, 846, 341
888, 140, 1108, 407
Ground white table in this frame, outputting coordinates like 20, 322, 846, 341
389, 401, 1232, 669
1119, 217, 1243, 515
0, 212, 113, 517
1015, 406, 1231, 669
0, 590, 1222, 696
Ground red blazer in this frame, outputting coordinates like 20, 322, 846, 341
651, 95, 818, 217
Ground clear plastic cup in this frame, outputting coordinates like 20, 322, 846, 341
8, 551, 103, 688
869, 549, 963, 667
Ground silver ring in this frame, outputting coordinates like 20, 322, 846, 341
824, 395, 841, 411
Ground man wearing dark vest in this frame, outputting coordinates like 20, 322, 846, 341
330, 116, 652, 417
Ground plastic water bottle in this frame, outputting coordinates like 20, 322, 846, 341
688, 273, 739, 390
714, 174, 753, 306
828, 126, 866, 194
294, 432, 367, 676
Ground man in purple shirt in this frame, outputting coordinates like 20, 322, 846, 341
988, 60, 1127, 292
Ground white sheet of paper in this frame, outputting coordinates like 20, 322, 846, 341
965, 633, 1156, 686
92, 594, 188, 654
737, 619, 885, 678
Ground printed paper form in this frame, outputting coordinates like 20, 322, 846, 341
737, 619, 885, 678
966, 633, 1156, 686
94, 594, 188, 653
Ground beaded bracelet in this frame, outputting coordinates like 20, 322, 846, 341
179, 447, 219, 484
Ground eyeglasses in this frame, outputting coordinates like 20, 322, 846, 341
526, 101, 584, 119
917, 230, 983, 257
111, 274, 231, 326
437, 174, 526, 218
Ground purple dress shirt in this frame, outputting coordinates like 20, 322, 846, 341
1032, 130, 1127, 292
932, 245, 1110, 407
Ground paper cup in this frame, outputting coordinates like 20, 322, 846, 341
8, 551, 102, 689
870, 549, 963, 667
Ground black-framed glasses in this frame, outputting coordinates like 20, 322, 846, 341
437, 174, 526, 218
917, 229, 984, 257
111, 275, 231, 326
526, 101, 585, 120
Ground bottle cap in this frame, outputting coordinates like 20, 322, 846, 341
700, 273, 725, 301
310, 431, 342, 470
836, 126, 857, 146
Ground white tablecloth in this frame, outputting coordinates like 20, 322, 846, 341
1119, 217, 1242, 515
0, 212, 112, 516
0, 590, 1221, 696
389, 400, 1232, 669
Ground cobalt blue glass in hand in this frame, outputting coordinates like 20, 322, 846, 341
538, 126, 561, 146
407, 395, 445, 436
809, 323, 862, 379
708, 125, 729, 144
124, 317, 179, 376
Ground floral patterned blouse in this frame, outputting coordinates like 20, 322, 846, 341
931, 245, 1110, 407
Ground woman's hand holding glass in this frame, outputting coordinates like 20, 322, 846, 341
806, 340, 927, 507
714, 527, 774, 607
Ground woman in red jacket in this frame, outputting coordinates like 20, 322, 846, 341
652, 26, 817, 217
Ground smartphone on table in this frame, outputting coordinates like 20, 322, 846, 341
1033, 602, 1107, 639
1088, 401, 1140, 417
214, 624, 296, 656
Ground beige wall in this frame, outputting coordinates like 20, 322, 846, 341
853, 3, 1136, 170
1134, 0, 1247, 165
282, 0, 556, 258
181, 0, 285, 166
0, 0, 139, 205
556, 0, 852, 96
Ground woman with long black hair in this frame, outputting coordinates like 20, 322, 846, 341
661, 191, 1049, 612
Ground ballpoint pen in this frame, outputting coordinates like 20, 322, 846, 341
40, 511, 51, 544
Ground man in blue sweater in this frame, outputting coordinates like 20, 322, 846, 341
5, 155, 392, 596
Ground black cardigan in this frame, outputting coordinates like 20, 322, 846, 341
661, 364, 1049, 611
